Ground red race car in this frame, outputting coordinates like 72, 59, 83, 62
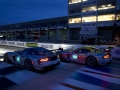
57, 46, 111, 66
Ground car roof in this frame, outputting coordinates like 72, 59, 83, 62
25, 47, 48, 51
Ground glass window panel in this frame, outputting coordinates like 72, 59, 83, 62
98, 14, 115, 21
98, 3, 115, 10
69, 18, 81, 23
82, 6, 97, 12
82, 16, 96, 22
116, 14, 120, 20
69, 0, 81, 4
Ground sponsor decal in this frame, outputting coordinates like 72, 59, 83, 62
82, 23, 96, 26
1, 41, 7, 44
82, 22, 97, 31
16, 42, 24, 46
41, 44, 53, 49
8, 41, 14, 45
82, 0, 97, 7
82, 11, 97, 17
26, 43, 38, 47
78, 53, 97, 57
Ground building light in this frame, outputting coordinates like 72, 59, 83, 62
102, 5, 105, 8
82, 0, 87, 1
104, 7, 108, 9
108, 4, 111, 6
91, 7, 95, 9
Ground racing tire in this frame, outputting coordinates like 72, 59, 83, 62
4, 54, 10, 63
86, 57, 97, 66
24, 59, 34, 71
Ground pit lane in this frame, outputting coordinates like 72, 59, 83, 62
0, 45, 120, 90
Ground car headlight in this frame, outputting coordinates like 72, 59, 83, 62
16, 56, 20, 62
72, 54, 78, 59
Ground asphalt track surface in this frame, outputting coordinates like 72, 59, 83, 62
0, 45, 120, 90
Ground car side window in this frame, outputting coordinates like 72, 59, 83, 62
85, 49, 91, 53
29, 49, 38, 55
78, 49, 85, 53
78, 49, 91, 53
21, 50, 29, 55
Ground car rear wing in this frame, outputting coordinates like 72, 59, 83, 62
42, 48, 63, 54
50, 48, 63, 52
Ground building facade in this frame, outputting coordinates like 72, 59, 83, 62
68, 0, 120, 41
0, 17, 68, 41
0, 0, 120, 42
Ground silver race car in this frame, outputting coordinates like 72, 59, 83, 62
4, 47, 61, 71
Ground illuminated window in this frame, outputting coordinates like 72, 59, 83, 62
82, 16, 96, 22
82, 0, 88, 1
116, 14, 120, 20
98, 14, 115, 21
69, 18, 81, 23
98, 3, 115, 10
82, 6, 97, 12
69, 0, 81, 4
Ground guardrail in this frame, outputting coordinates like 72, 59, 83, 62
1, 40, 120, 59
0, 40, 115, 50
0, 38, 118, 45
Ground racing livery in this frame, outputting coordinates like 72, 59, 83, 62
4, 47, 61, 71
57, 46, 112, 66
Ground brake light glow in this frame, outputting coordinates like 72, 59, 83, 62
40, 58, 49, 62
102, 55, 110, 59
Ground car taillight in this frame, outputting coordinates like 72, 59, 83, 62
57, 54, 60, 58
102, 54, 110, 59
38, 58, 49, 64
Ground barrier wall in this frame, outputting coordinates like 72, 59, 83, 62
0, 40, 83, 50
0, 40, 115, 49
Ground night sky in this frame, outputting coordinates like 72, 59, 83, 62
0, 0, 68, 26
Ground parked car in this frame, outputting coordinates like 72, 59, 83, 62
57, 46, 112, 66
4, 47, 62, 71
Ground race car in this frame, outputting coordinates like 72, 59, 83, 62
57, 46, 111, 66
4, 47, 61, 71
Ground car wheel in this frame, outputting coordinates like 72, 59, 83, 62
4, 54, 10, 63
24, 59, 33, 70
86, 57, 97, 66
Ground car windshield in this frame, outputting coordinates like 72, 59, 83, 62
91, 47, 101, 52
33, 47, 49, 52
33, 47, 53, 54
